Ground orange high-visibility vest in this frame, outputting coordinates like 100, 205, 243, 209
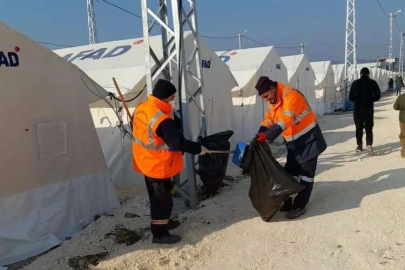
260, 82, 317, 142
132, 95, 183, 179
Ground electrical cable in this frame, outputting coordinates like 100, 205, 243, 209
98, 0, 143, 19
395, 16, 402, 33
201, 35, 238, 39
243, 35, 301, 49
38, 41, 74, 47
375, 0, 390, 17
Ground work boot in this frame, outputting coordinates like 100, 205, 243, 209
152, 234, 181, 244
280, 198, 293, 212
166, 219, 181, 230
366, 145, 375, 156
286, 208, 307, 219
356, 145, 363, 152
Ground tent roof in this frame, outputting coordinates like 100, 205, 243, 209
216, 46, 274, 72
1, 23, 107, 104
54, 35, 162, 95
281, 54, 311, 81
216, 46, 282, 88
281, 54, 305, 72
311, 61, 333, 84
332, 64, 345, 83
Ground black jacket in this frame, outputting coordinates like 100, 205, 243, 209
349, 76, 381, 114
155, 118, 201, 155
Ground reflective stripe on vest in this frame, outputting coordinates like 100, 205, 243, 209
276, 120, 287, 131
284, 121, 317, 142
133, 111, 169, 150
263, 118, 274, 126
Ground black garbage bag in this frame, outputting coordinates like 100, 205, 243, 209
197, 130, 234, 195
244, 140, 304, 222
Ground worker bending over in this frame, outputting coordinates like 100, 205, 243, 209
255, 77, 327, 219
132, 79, 209, 244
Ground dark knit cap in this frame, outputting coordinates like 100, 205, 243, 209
153, 79, 177, 100
255, 76, 277, 95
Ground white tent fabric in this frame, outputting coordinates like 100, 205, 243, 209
311, 61, 336, 115
281, 54, 317, 113
55, 34, 237, 187
356, 63, 378, 82
216, 47, 288, 142
0, 23, 119, 266
370, 67, 379, 81
380, 69, 390, 92
332, 64, 345, 110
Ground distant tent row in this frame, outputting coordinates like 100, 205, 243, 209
332, 62, 396, 109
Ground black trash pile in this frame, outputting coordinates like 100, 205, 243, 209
197, 130, 234, 195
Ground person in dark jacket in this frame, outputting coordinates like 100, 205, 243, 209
395, 74, 404, 96
389, 78, 394, 92
349, 67, 381, 155
132, 79, 210, 244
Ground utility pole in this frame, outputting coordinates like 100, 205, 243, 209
141, 0, 206, 208
389, 10, 401, 72
87, 0, 98, 44
344, 0, 357, 103
238, 30, 248, 50
400, 32, 404, 75
300, 42, 307, 54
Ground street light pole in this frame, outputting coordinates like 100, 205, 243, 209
300, 42, 307, 54
238, 30, 248, 50
389, 9, 401, 72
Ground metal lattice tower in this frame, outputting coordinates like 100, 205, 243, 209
400, 32, 404, 75
141, 0, 206, 208
87, 0, 98, 44
344, 0, 357, 102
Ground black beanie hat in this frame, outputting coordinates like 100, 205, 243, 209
153, 79, 177, 100
255, 76, 277, 95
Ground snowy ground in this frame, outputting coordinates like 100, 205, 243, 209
18, 92, 405, 270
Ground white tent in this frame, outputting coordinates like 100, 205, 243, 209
216, 47, 288, 142
311, 61, 336, 115
332, 64, 345, 110
356, 63, 378, 79
370, 66, 379, 81
281, 54, 317, 112
380, 69, 389, 92
55, 34, 237, 188
0, 23, 119, 266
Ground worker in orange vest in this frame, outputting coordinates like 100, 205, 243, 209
132, 79, 210, 244
255, 76, 327, 219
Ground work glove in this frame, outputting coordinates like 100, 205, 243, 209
256, 133, 267, 143
199, 146, 211, 155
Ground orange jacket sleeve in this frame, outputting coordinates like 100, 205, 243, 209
260, 106, 274, 129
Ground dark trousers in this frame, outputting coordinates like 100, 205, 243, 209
354, 112, 374, 146
144, 176, 174, 237
284, 152, 318, 209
